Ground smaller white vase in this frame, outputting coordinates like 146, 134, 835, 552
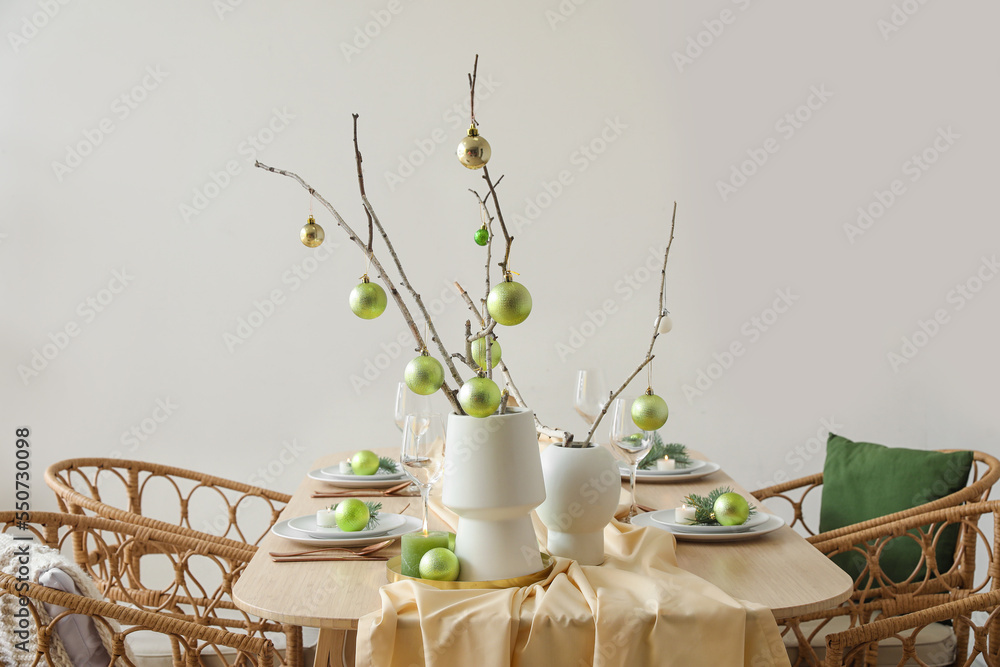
536, 443, 621, 565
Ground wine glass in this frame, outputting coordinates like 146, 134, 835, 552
574, 370, 607, 425
609, 398, 653, 523
401, 414, 447, 533
395, 382, 432, 431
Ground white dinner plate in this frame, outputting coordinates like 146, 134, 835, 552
619, 459, 707, 476
649, 509, 770, 533
631, 511, 785, 542
308, 467, 407, 488
619, 462, 721, 483
271, 514, 422, 547
286, 513, 407, 539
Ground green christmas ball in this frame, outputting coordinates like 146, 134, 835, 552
458, 377, 501, 418
631, 393, 669, 431
404, 355, 445, 395
713, 492, 750, 526
487, 280, 532, 326
349, 280, 387, 320
470, 336, 501, 370
474, 228, 489, 246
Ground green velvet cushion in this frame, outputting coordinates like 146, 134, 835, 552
819, 434, 974, 583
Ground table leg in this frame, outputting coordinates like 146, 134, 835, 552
313, 629, 356, 667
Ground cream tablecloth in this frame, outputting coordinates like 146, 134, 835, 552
356, 503, 790, 667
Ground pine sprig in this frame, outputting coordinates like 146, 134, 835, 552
378, 456, 398, 473
681, 487, 756, 526
637, 433, 692, 470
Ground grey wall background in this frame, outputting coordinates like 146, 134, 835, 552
3, 1, 998, 513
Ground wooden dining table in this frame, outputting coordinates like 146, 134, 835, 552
233, 446, 853, 667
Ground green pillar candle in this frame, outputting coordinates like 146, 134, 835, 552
401, 530, 449, 577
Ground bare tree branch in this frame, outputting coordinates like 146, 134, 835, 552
585, 203, 678, 444
255, 159, 464, 414
351, 114, 374, 254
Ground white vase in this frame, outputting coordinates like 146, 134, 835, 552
442, 408, 545, 580
536, 443, 620, 565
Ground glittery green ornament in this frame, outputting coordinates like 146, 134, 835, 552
474, 227, 489, 246
631, 389, 669, 432
458, 377, 502, 418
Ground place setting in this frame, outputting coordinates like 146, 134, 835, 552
630, 487, 785, 542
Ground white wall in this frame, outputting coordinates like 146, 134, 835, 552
3, 1, 998, 513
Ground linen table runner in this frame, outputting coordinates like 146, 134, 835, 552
356, 499, 790, 667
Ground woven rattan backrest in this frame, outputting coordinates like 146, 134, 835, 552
45, 458, 290, 554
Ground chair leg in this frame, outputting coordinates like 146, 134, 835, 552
284, 624, 303, 667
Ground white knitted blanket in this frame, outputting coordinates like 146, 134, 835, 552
0, 533, 125, 667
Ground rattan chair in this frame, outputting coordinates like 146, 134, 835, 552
819, 501, 1000, 666
750, 450, 1000, 666
43, 460, 304, 667
0, 574, 274, 667
0, 511, 276, 667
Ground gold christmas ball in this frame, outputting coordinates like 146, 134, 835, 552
349, 278, 387, 319
457, 125, 491, 170
470, 336, 501, 370
300, 215, 324, 248
631, 392, 669, 431
458, 377, 502, 418
487, 279, 532, 326
404, 355, 445, 395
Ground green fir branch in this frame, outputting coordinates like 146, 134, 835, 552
681, 487, 756, 526
636, 433, 692, 469
378, 456, 398, 473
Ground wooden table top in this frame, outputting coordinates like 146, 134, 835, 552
233, 447, 852, 629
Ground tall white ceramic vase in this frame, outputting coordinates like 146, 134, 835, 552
442, 408, 545, 581
536, 443, 621, 565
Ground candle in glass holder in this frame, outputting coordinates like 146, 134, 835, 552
675, 504, 697, 524
656, 456, 676, 471
401, 530, 449, 577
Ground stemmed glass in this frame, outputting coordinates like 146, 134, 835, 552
609, 398, 653, 524
400, 414, 447, 533
394, 382, 432, 431
574, 370, 607, 425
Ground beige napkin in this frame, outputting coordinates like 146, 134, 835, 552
355, 496, 790, 667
